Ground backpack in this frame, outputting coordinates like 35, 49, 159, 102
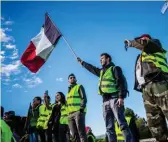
112, 66, 129, 98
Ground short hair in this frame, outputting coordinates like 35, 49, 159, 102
1, 106, 4, 117
68, 73, 76, 79
101, 53, 112, 62
34, 96, 42, 104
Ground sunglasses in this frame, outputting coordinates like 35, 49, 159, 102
69, 76, 76, 79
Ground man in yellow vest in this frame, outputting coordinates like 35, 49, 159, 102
67, 73, 88, 142
115, 117, 131, 142
85, 126, 96, 142
77, 54, 133, 142
115, 116, 140, 142
125, 34, 168, 142
36, 91, 53, 142
25, 97, 42, 142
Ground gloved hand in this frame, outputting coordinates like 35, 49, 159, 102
77, 57, 83, 65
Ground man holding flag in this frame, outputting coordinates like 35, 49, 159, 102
77, 53, 133, 142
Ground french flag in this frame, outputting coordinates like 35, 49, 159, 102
21, 13, 61, 73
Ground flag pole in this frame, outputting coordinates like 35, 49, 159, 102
62, 36, 78, 58
46, 12, 78, 58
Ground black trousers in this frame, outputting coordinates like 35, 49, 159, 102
38, 128, 52, 142
59, 124, 70, 142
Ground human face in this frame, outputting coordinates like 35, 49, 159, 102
56, 93, 61, 102
68, 76, 77, 84
100, 55, 109, 66
33, 98, 40, 106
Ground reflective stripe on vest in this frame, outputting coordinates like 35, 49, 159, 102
60, 105, 68, 124
98, 66, 118, 95
67, 84, 87, 113
87, 134, 96, 142
115, 117, 131, 140
141, 52, 168, 73
0, 119, 16, 142
36, 104, 53, 129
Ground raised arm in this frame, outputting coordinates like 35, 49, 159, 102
77, 57, 101, 77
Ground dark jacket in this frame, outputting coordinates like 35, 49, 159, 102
48, 103, 61, 131
28, 105, 41, 128
131, 39, 168, 92
81, 62, 127, 102
68, 84, 87, 111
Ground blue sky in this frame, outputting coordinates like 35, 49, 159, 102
1, 1, 168, 136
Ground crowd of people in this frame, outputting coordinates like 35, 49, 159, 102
1, 34, 168, 142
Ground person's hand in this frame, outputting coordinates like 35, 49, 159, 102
124, 39, 131, 50
80, 108, 84, 113
116, 98, 124, 107
57, 101, 61, 105
77, 57, 83, 65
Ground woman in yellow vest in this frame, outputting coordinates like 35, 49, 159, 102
51, 92, 70, 142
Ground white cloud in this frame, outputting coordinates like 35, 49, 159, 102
24, 90, 28, 93
5, 43, 16, 49
23, 76, 43, 88
1, 60, 21, 77
6, 90, 12, 93
4, 28, 12, 32
1, 76, 11, 84
1, 17, 4, 21
0, 50, 5, 62
13, 78, 20, 81
0, 51, 5, 55
10, 48, 18, 59
3, 78, 10, 82
0, 28, 13, 42
56, 77, 63, 82
4, 20, 14, 25
13, 83, 22, 88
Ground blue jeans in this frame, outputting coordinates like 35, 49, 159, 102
103, 97, 133, 142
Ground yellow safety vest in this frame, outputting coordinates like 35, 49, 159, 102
36, 104, 53, 129
60, 105, 68, 124
67, 84, 87, 113
0, 119, 16, 142
98, 66, 118, 95
115, 117, 131, 141
141, 52, 168, 73
87, 134, 96, 142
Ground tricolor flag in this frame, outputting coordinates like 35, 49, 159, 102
21, 13, 62, 73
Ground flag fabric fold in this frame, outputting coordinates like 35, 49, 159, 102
21, 13, 61, 73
